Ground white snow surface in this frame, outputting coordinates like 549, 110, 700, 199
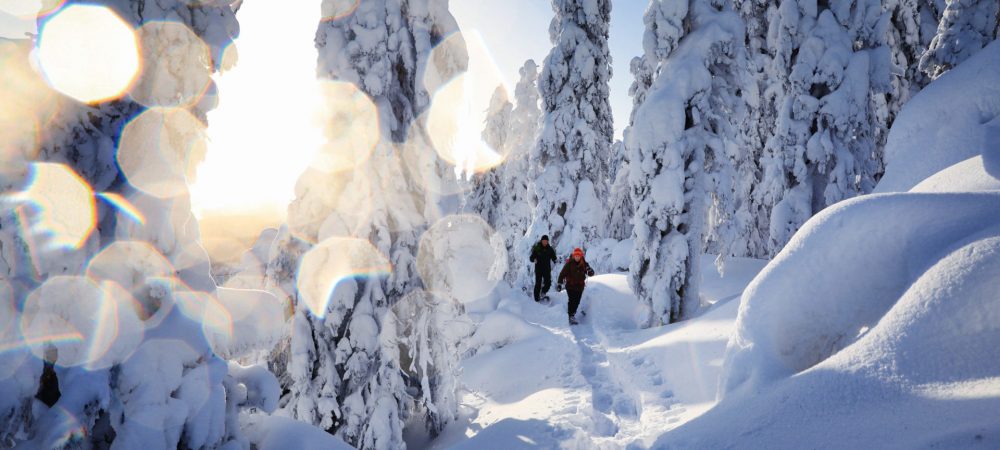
651, 31, 1000, 449
427, 256, 766, 449
242, 414, 354, 450
876, 39, 1000, 193
660, 190, 1000, 449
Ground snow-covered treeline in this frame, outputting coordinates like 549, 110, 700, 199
611, 0, 998, 324
456, 0, 995, 326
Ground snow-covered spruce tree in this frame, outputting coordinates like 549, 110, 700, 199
499, 60, 541, 286
919, 0, 1000, 79
0, 2, 285, 449
606, 139, 633, 241
606, 54, 656, 243
283, 1, 467, 447
391, 290, 462, 436
629, 0, 748, 325
747, 0, 896, 254
884, 0, 935, 97
526, 0, 614, 257
734, 0, 947, 257
465, 86, 512, 225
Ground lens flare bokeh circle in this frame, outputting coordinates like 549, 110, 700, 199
118, 107, 208, 199
173, 289, 234, 357
424, 31, 511, 178
309, 80, 381, 175
86, 241, 177, 328
36, 4, 140, 104
417, 215, 507, 304
0, 280, 30, 380
320, 0, 360, 22
130, 21, 213, 108
0, 40, 60, 169
18, 276, 144, 369
7, 163, 97, 250
296, 237, 392, 318
0, 0, 68, 19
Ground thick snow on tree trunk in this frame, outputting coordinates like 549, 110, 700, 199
527, 0, 614, 258
920, 0, 1000, 79
629, 0, 748, 325
283, 1, 467, 448
0, 2, 284, 449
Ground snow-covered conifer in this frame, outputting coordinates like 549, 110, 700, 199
283, 1, 467, 447
919, 0, 1000, 79
0, 1, 282, 448
526, 0, 614, 256
466, 86, 512, 225
746, 0, 896, 254
629, 0, 748, 324
500, 60, 542, 286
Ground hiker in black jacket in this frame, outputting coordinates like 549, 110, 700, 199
529, 235, 557, 302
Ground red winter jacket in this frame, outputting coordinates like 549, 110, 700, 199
558, 258, 594, 291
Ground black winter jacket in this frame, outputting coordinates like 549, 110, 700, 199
529, 242, 557, 272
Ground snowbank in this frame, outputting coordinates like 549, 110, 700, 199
654, 190, 1000, 448
461, 308, 547, 357
910, 155, 1000, 193
876, 40, 1000, 193
720, 192, 1000, 397
241, 415, 354, 450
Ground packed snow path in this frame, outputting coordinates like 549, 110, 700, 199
428, 257, 766, 449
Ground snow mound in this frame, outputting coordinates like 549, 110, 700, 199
241, 415, 354, 450
657, 192, 1000, 448
720, 192, 1000, 397
876, 40, 1000, 193
461, 308, 547, 357
910, 155, 1000, 193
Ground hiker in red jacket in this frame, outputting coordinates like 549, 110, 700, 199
556, 247, 594, 325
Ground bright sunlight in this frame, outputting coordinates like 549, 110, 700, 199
189, 1, 325, 262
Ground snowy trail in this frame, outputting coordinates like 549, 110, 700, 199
431, 259, 766, 449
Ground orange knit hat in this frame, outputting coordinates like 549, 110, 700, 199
572, 248, 584, 257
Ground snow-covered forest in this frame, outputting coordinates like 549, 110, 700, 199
1, 0, 999, 448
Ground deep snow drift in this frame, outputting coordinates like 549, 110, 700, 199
876, 40, 1000, 194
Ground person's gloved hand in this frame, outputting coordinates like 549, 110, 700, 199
556, 283, 564, 292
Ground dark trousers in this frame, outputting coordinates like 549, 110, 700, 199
534, 270, 551, 301
567, 288, 583, 318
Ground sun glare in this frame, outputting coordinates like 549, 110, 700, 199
189, 2, 325, 223
426, 31, 511, 179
